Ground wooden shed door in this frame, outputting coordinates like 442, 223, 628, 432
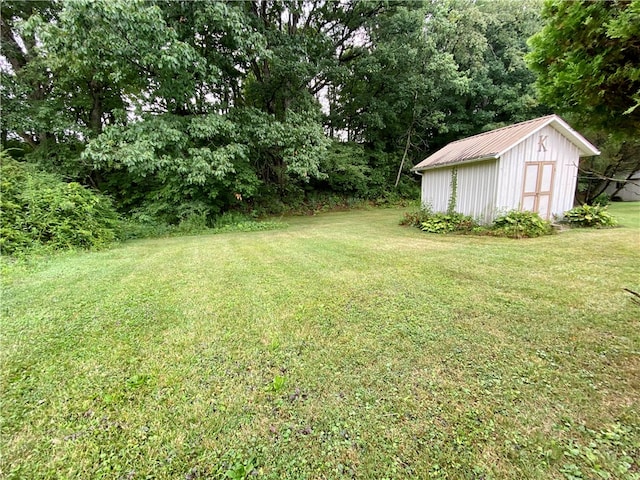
522, 162, 555, 219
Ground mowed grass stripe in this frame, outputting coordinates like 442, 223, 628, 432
1, 204, 638, 479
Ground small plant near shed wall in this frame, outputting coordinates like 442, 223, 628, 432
400, 207, 476, 233
490, 210, 553, 238
420, 212, 475, 233
563, 204, 617, 228
400, 205, 434, 228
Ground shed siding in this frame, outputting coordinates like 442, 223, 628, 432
496, 125, 581, 218
420, 160, 498, 223
420, 167, 451, 213
456, 160, 499, 223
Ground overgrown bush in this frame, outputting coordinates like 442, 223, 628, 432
400, 208, 434, 227
317, 142, 370, 195
492, 210, 552, 238
118, 209, 287, 240
563, 204, 617, 228
212, 220, 288, 234
0, 153, 119, 254
311, 141, 419, 203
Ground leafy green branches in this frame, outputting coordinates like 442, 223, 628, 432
0, 152, 119, 254
82, 106, 329, 224
38, 0, 202, 118
231, 107, 329, 184
527, 0, 640, 137
337, 3, 468, 151
424, 0, 544, 150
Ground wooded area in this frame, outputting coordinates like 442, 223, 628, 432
1, 0, 638, 236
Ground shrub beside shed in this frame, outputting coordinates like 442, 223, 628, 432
411, 115, 600, 223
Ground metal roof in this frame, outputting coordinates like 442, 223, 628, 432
412, 114, 600, 172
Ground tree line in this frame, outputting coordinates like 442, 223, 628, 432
1, 0, 638, 229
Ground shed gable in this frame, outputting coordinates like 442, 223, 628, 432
415, 115, 597, 223
496, 124, 582, 217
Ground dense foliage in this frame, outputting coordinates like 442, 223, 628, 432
491, 210, 552, 238
1, 0, 548, 232
400, 208, 476, 234
527, 0, 640, 138
419, 212, 476, 234
0, 152, 119, 254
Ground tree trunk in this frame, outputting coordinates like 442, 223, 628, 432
395, 92, 418, 188
90, 98, 103, 136
395, 126, 412, 188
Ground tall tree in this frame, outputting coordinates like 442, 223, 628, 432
41, 0, 203, 126
239, 0, 402, 119
75, 1, 334, 219
527, 0, 640, 137
329, 0, 544, 187
426, 0, 545, 151
1, 0, 566, 220
152, 1, 266, 115
332, 4, 467, 151
1, 1, 65, 149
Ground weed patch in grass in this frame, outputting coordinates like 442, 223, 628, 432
119, 216, 288, 241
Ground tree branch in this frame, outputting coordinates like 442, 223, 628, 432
395, 91, 418, 187
0, 17, 28, 72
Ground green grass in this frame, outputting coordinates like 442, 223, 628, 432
1, 203, 639, 479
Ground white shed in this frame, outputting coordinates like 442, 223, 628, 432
411, 115, 600, 223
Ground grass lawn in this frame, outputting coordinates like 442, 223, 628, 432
1, 203, 639, 479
